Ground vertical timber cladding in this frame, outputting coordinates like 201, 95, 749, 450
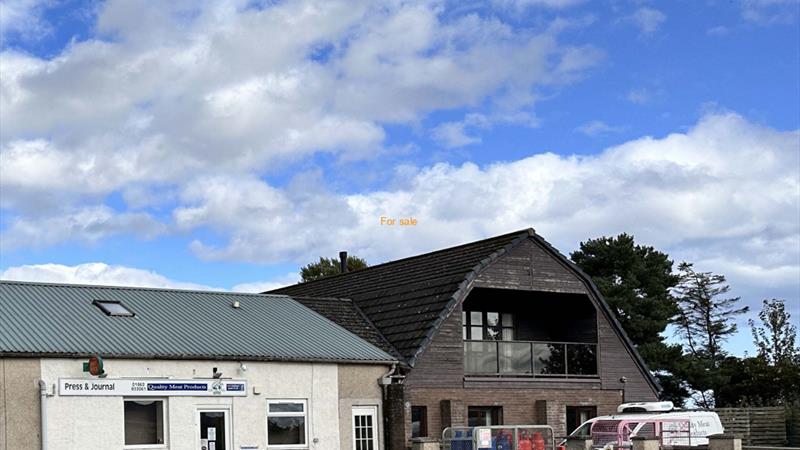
403, 236, 658, 436
472, 237, 657, 401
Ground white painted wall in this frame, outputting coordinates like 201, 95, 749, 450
38, 358, 383, 450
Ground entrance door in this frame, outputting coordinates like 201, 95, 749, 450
352, 406, 379, 450
197, 408, 231, 450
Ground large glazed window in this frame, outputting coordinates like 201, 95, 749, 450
124, 399, 166, 447
267, 400, 307, 447
462, 310, 514, 340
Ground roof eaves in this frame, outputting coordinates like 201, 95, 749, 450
405, 228, 534, 367
0, 351, 398, 365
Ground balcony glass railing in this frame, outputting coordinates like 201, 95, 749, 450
464, 340, 598, 377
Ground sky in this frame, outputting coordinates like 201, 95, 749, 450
1, 0, 799, 356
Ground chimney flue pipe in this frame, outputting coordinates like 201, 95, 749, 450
339, 251, 348, 273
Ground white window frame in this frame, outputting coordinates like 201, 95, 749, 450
352, 405, 379, 450
266, 399, 309, 449
195, 406, 232, 450
123, 397, 168, 449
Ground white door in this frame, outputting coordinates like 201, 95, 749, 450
196, 408, 231, 450
352, 406, 379, 450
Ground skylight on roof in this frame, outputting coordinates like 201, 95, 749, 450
93, 300, 135, 317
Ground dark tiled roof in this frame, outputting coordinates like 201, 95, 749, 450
290, 296, 400, 358
0, 281, 395, 364
271, 228, 659, 394
270, 229, 532, 362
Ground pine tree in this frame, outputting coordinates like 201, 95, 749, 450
571, 234, 680, 347
673, 262, 749, 407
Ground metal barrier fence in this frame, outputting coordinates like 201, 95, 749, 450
442, 425, 556, 450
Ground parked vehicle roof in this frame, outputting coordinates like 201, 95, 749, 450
587, 410, 722, 421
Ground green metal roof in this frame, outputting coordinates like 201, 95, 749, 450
0, 280, 395, 364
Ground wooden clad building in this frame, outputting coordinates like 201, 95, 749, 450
271, 229, 659, 448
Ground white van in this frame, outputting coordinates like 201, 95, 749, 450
565, 402, 724, 448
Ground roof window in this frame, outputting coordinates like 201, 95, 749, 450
93, 299, 135, 317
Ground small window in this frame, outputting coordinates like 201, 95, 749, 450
566, 406, 597, 435
411, 406, 428, 438
124, 399, 166, 446
468, 406, 503, 427
94, 300, 135, 317
267, 399, 307, 447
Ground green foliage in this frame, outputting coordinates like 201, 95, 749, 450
572, 234, 796, 408
713, 299, 800, 407
672, 262, 749, 408
300, 255, 368, 282
571, 233, 680, 347
673, 262, 749, 362
715, 356, 800, 407
637, 342, 691, 407
750, 299, 799, 365
571, 234, 685, 404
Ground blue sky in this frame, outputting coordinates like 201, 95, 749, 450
1, 0, 798, 356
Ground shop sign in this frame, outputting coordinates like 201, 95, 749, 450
59, 378, 247, 396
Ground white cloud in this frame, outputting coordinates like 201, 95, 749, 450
493, 0, 586, 9
432, 121, 482, 148
431, 113, 491, 148
706, 26, 730, 36
170, 113, 800, 314
0, 0, 52, 41
0, 0, 600, 214
742, 0, 799, 24
0, 262, 214, 290
232, 273, 301, 293
626, 87, 652, 104
0, 206, 167, 250
623, 7, 667, 35
575, 120, 625, 136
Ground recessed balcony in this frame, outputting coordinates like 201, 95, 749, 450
464, 340, 598, 376
462, 288, 599, 378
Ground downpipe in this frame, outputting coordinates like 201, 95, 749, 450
38, 380, 49, 450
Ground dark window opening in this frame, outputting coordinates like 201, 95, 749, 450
566, 406, 597, 435
267, 401, 307, 446
93, 299, 135, 317
411, 406, 428, 438
124, 399, 164, 445
468, 406, 503, 427
462, 311, 514, 341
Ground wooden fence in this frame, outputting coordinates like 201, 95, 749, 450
714, 407, 786, 446
789, 404, 800, 447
